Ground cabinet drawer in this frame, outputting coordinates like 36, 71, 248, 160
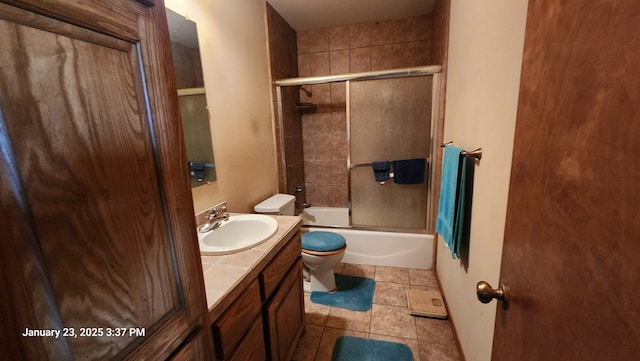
212, 280, 261, 359
227, 315, 266, 361
260, 232, 301, 300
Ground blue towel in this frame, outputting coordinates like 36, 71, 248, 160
392, 158, 426, 184
371, 161, 391, 182
189, 161, 206, 181
436, 146, 463, 257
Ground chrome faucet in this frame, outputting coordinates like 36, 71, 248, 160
198, 202, 229, 233
297, 202, 311, 209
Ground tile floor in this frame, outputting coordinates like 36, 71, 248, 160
292, 263, 462, 361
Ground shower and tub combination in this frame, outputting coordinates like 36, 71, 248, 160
274, 66, 441, 270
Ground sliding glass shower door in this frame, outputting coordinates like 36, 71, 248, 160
349, 76, 432, 229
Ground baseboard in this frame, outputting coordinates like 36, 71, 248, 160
433, 270, 467, 361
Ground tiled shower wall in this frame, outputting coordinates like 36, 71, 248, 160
266, 3, 306, 210
266, 5, 442, 209
297, 16, 433, 207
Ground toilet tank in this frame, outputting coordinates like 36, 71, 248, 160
254, 194, 296, 216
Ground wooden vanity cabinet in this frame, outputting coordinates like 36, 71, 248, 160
260, 232, 303, 300
264, 258, 305, 361
212, 280, 262, 360
226, 316, 266, 361
261, 232, 305, 361
210, 230, 304, 361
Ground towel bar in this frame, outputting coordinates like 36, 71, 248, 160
188, 161, 215, 168
462, 148, 482, 160
440, 142, 482, 161
350, 159, 430, 168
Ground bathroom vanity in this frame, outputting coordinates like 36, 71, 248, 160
200, 215, 304, 361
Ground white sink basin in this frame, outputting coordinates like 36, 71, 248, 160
197, 214, 278, 255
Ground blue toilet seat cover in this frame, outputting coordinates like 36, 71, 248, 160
301, 231, 346, 252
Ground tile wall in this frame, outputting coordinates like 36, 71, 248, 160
297, 16, 433, 207
429, 0, 451, 214
266, 3, 306, 209
267, 7, 443, 209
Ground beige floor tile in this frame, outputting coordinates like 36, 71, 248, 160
292, 324, 323, 361
375, 266, 410, 284
295, 265, 458, 361
419, 340, 461, 361
372, 281, 410, 307
408, 269, 439, 287
315, 327, 368, 361
304, 293, 330, 326
292, 343, 318, 361
410, 284, 441, 293
326, 306, 371, 332
368, 333, 421, 361
415, 316, 455, 345
340, 263, 376, 278
298, 324, 324, 348
370, 304, 417, 339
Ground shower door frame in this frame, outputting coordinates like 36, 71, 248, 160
275, 65, 441, 232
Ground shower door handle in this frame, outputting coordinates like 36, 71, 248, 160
476, 281, 508, 310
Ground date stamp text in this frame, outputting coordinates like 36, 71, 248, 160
21, 327, 146, 339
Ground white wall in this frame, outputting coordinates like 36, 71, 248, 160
437, 1, 528, 360
165, 0, 278, 214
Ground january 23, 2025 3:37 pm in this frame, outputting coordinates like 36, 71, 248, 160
21, 327, 146, 339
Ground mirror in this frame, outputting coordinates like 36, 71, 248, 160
166, 8, 217, 187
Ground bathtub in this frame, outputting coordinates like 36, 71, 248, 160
300, 207, 433, 270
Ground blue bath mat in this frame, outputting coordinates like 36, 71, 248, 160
310, 274, 375, 311
331, 336, 414, 361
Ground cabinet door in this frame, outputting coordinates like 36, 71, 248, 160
227, 316, 266, 361
265, 259, 305, 361
0, 0, 211, 360
168, 328, 212, 361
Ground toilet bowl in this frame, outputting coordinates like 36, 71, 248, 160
254, 194, 347, 292
300, 231, 346, 292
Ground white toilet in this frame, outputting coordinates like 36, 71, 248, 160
254, 194, 346, 292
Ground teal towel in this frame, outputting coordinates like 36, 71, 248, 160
436, 145, 463, 257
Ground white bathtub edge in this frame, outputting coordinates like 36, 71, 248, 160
304, 226, 434, 270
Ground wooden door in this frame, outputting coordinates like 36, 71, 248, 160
492, 0, 640, 360
0, 0, 212, 359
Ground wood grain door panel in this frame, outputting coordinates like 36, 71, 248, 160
0, 0, 211, 359
493, 0, 640, 360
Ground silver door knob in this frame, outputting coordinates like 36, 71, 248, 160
476, 281, 508, 310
